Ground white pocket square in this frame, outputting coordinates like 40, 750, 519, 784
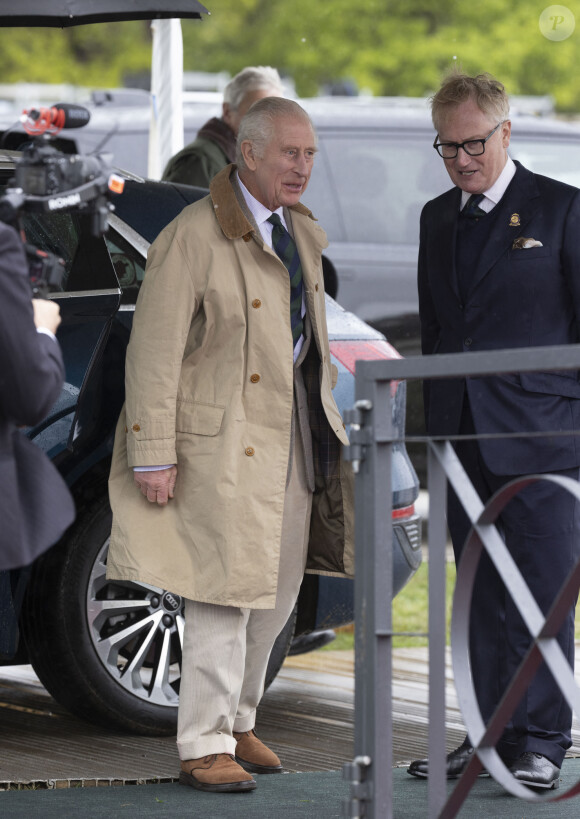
512, 237, 543, 249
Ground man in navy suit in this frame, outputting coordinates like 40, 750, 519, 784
408, 72, 580, 790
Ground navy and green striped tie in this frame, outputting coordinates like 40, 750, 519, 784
462, 193, 486, 218
267, 213, 304, 346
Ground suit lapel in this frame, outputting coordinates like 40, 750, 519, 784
469, 162, 541, 295
439, 191, 461, 296
427, 188, 461, 298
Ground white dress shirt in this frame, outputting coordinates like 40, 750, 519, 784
37, 327, 57, 341
459, 155, 517, 213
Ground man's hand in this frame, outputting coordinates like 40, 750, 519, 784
134, 466, 178, 506
32, 298, 61, 334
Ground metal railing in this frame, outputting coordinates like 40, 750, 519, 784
342, 344, 580, 818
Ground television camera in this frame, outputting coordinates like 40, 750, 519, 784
0, 103, 124, 296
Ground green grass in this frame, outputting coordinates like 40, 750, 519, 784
322, 561, 580, 651
392, 563, 456, 647
322, 628, 356, 651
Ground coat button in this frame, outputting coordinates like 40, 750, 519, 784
250, 373, 260, 383
124, 426, 128, 434
245, 447, 255, 456
464, 337, 473, 347
252, 299, 261, 308
315, 283, 319, 291
132, 424, 141, 432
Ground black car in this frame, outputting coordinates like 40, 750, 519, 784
0, 155, 421, 736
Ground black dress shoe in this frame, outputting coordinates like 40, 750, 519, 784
407, 738, 487, 779
509, 751, 560, 789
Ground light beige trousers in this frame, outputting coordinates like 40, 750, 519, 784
176, 418, 312, 760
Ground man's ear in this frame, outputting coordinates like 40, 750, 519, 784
240, 140, 257, 171
502, 119, 512, 148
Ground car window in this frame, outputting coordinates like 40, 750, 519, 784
104, 227, 146, 304
315, 134, 450, 245
301, 141, 345, 241
510, 139, 580, 189
19, 211, 118, 293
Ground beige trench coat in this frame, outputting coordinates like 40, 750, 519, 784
107, 165, 354, 608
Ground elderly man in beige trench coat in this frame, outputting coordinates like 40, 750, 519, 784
107, 97, 354, 794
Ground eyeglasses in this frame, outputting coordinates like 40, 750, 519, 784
433, 121, 504, 159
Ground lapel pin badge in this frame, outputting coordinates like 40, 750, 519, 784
509, 213, 521, 227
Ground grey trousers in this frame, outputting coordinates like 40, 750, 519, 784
176, 416, 312, 760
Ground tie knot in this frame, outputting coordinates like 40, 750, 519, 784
462, 193, 486, 218
461, 193, 486, 219
267, 213, 283, 228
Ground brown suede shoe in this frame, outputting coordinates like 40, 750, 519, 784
179, 753, 256, 793
233, 729, 283, 774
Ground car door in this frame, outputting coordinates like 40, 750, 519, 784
20, 209, 122, 469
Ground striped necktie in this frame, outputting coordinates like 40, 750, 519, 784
462, 193, 486, 219
267, 213, 304, 346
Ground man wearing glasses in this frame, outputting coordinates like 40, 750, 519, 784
409, 71, 580, 790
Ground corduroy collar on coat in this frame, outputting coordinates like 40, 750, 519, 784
209, 163, 316, 241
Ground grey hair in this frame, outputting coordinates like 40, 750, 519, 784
431, 70, 510, 133
223, 66, 284, 111
236, 97, 316, 170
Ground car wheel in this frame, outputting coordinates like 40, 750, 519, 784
21, 494, 295, 736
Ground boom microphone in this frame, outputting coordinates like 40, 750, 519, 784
21, 104, 91, 135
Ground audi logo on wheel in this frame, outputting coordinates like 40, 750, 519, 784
162, 591, 182, 613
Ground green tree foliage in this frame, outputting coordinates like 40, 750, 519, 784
0, 22, 152, 88
0, 2, 580, 111
182, 0, 580, 110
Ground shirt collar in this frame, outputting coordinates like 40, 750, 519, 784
236, 171, 286, 245
459, 155, 516, 212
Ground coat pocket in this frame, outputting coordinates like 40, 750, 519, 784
519, 371, 580, 399
176, 401, 225, 436
510, 245, 551, 261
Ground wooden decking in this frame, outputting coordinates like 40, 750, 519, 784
1, 646, 580, 787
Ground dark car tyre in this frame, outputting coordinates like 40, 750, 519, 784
21, 494, 295, 736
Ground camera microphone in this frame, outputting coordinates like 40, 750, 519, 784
21, 104, 91, 135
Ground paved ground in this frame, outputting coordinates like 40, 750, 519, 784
2, 646, 580, 786
3, 646, 580, 817
0, 651, 355, 786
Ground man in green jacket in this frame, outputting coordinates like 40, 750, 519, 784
162, 66, 284, 187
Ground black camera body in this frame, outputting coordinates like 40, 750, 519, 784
25, 241, 67, 298
0, 105, 124, 296
16, 138, 102, 196
1, 138, 120, 233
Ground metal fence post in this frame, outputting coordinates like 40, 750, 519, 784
427, 442, 448, 817
343, 343, 580, 818
343, 362, 395, 818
